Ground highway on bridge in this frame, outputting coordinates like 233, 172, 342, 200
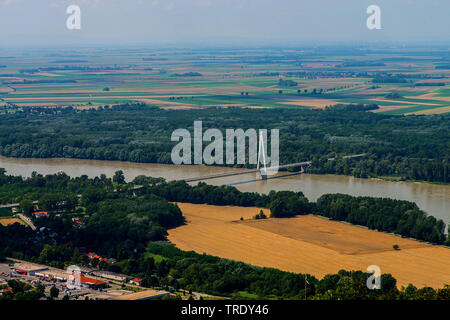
184, 154, 366, 183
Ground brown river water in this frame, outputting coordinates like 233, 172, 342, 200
0, 156, 448, 224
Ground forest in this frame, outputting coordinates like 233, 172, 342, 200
0, 103, 448, 183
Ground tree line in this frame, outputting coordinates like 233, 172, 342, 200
316, 194, 447, 244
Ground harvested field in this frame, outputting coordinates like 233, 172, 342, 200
413, 79, 450, 84
406, 106, 450, 115
149, 86, 274, 94
414, 92, 450, 102
135, 98, 200, 109
0, 218, 25, 226
279, 99, 339, 108
76, 105, 103, 110
14, 102, 58, 107
169, 203, 450, 289
371, 98, 440, 106
4, 96, 138, 101
243, 217, 430, 255
159, 105, 201, 110
245, 106, 270, 109
159, 104, 266, 110
0, 87, 14, 93
372, 105, 416, 113
34, 72, 61, 77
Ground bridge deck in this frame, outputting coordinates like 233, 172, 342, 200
184, 154, 366, 183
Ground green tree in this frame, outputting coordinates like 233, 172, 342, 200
19, 199, 34, 215
380, 274, 397, 293
50, 286, 59, 299
39, 193, 60, 211
71, 247, 81, 265
98, 260, 107, 270
269, 198, 288, 218
63, 193, 79, 211
113, 170, 126, 184
445, 225, 450, 247
254, 210, 267, 220
143, 257, 155, 275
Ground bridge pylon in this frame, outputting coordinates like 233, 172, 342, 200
257, 131, 268, 180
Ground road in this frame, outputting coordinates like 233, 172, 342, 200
184, 153, 367, 182
16, 213, 36, 230
0, 200, 38, 209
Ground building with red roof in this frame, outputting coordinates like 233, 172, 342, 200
86, 252, 108, 262
130, 278, 143, 286
34, 211, 48, 218
80, 275, 107, 289
0, 287, 13, 296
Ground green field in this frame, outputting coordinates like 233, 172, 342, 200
0, 47, 448, 115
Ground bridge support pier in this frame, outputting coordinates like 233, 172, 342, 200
258, 170, 268, 180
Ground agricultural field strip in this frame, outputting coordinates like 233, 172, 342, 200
168, 203, 450, 289
1, 49, 449, 115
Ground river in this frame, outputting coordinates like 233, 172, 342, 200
0, 156, 448, 224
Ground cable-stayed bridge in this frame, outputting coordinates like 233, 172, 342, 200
183, 153, 366, 183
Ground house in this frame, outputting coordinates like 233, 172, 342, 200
72, 218, 85, 228
41, 270, 70, 281
0, 287, 13, 296
15, 269, 27, 275
86, 252, 109, 262
80, 275, 107, 289
130, 278, 143, 286
74, 220, 85, 227
34, 211, 48, 218
13, 262, 48, 276
86, 252, 101, 260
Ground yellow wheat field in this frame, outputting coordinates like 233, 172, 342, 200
0, 218, 25, 226
168, 203, 450, 289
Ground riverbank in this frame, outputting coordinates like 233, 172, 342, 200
366, 174, 450, 186
0, 155, 448, 186
0, 155, 448, 224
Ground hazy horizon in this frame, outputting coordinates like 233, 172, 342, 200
0, 0, 449, 47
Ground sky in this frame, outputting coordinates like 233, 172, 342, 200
0, 0, 449, 47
